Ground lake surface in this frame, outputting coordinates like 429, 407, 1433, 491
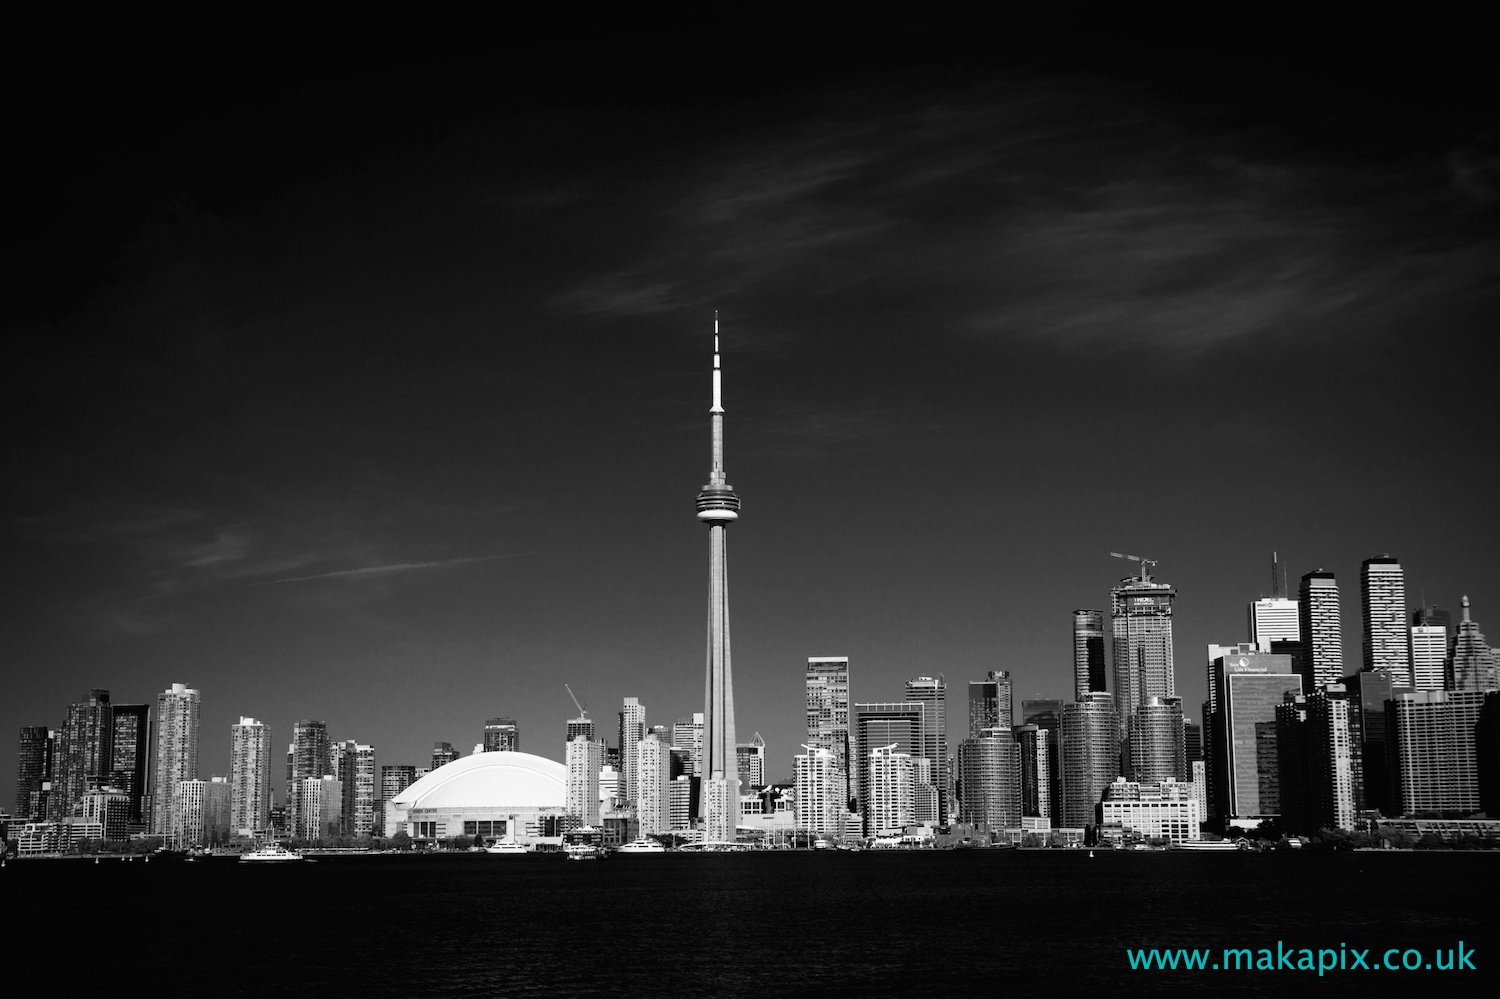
8, 850, 1494, 996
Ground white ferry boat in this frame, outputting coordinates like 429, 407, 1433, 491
1173, 839, 1240, 851
239, 843, 304, 863
484, 841, 529, 855
616, 839, 666, 854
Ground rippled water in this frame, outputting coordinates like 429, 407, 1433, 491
9, 850, 1494, 996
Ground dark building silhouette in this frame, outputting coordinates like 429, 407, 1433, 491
109, 704, 151, 825
16, 726, 53, 819
51, 689, 113, 821
483, 718, 520, 753
1342, 668, 1410, 815
1072, 609, 1107, 699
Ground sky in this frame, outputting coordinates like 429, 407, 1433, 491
5, 28, 1498, 804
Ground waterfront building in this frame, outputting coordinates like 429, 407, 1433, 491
1297, 570, 1344, 691
636, 732, 672, 836
736, 732, 767, 789
1448, 596, 1499, 691
906, 676, 949, 821
1276, 688, 1357, 835
968, 671, 1011, 737
565, 735, 603, 826
51, 689, 112, 822
288, 721, 331, 834
483, 718, 520, 753
1021, 699, 1063, 821
670, 775, 693, 830
78, 786, 131, 842
1099, 777, 1200, 843
619, 697, 646, 804
174, 777, 231, 846
852, 702, 925, 817
351, 744, 376, 838
703, 778, 735, 844
1073, 609, 1107, 699
1388, 690, 1488, 816
1361, 555, 1411, 685
295, 775, 342, 843
389, 753, 572, 846
152, 683, 200, 837
806, 658, 851, 778
1059, 693, 1119, 828
1016, 724, 1050, 820
430, 741, 459, 771
956, 728, 1020, 830
1190, 760, 1207, 822
1409, 626, 1447, 690
1210, 650, 1301, 825
867, 745, 915, 836
1342, 667, 1410, 815
794, 745, 845, 836
1128, 695, 1185, 782
230, 717, 272, 837
1111, 566, 1176, 771
109, 703, 150, 826
673, 713, 704, 776
379, 765, 418, 836
16, 726, 53, 819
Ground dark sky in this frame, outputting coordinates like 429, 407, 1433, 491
6, 28, 1498, 803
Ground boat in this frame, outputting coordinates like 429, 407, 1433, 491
566, 844, 607, 861
616, 839, 666, 854
1172, 839, 1240, 851
239, 843, 304, 863
484, 841, 529, 855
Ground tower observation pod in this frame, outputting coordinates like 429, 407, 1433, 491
697, 314, 740, 844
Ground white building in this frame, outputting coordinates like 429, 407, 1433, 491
175, 777, 231, 846
635, 733, 671, 836
295, 776, 342, 843
152, 683, 200, 836
1361, 556, 1411, 684
386, 752, 568, 846
565, 735, 604, 826
703, 778, 736, 843
1298, 571, 1344, 689
867, 745, 914, 836
620, 697, 646, 804
1409, 625, 1447, 690
794, 745, 845, 836
673, 713, 704, 777
1248, 597, 1299, 651
1099, 777, 1201, 843
230, 717, 272, 837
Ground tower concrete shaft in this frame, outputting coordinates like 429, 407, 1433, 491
696, 318, 741, 817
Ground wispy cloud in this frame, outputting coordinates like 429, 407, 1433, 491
258, 551, 537, 585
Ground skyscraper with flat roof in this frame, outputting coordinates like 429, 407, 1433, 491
429, 741, 458, 770
109, 703, 150, 826
1210, 650, 1301, 824
1248, 598, 1299, 651
957, 728, 1020, 829
230, 717, 272, 837
794, 746, 845, 836
379, 764, 418, 836
16, 726, 53, 819
1388, 690, 1488, 816
906, 676, 949, 822
1361, 555, 1410, 685
51, 689, 112, 822
1409, 625, 1448, 690
1111, 568, 1176, 765
619, 697, 646, 804
1059, 693, 1119, 828
1128, 696, 1185, 783
867, 745, 916, 836
483, 718, 519, 753
1072, 610, 1106, 699
806, 658, 850, 778
1341, 667, 1410, 815
1448, 596, 1498, 691
152, 684, 200, 837
637, 732, 672, 836
968, 671, 1011, 737
1297, 570, 1343, 691
852, 702, 925, 825
1016, 724, 1051, 820
1021, 700, 1063, 822
566, 735, 603, 826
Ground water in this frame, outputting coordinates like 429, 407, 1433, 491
7, 851, 1494, 996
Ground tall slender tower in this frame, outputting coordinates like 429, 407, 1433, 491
697, 317, 741, 839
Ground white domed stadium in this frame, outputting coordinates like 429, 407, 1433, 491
386, 751, 570, 846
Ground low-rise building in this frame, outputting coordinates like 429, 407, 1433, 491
1099, 777, 1201, 844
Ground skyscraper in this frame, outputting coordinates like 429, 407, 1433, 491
1297, 570, 1343, 690
1209, 649, 1300, 825
968, 671, 1011, 737
51, 689, 112, 822
483, 718, 520, 753
867, 745, 916, 836
636, 732, 672, 837
230, 717, 272, 837
1448, 596, 1498, 691
806, 658, 850, 778
295, 775, 342, 842
565, 735, 604, 826
1409, 624, 1448, 690
1248, 598, 1299, 651
430, 741, 459, 771
736, 732, 766, 789
109, 703, 150, 826
1072, 610, 1107, 699
148, 684, 199, 836
379, 765, 418, 836
329, 739, 357, 835
1021, 699, 1063, 822
1015, 724, 1051, 820
619, 697, 645, 803
351, 744, 376, 838
1059, 693, 1119, 828
852, 702, 925, 825
1388, 690, 1488, 816
956, 729, 1020, 830
16, 726, 53, 819
1128, 696, 1185, 783
289, 720, 331, 834
566, 714, 595, 744
1110, 566, 1176, 753
696, 321, 741, 843
794, 745, 845, 837
1341, 667, 1410, 815
1361, 555, 1410, 684
175, 777, 231, 846
1275, 687, 1357, 835
905, 676, 948, 821
673, 713, 704, 777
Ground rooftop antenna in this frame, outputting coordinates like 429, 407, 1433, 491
1271, 551, 1279, 599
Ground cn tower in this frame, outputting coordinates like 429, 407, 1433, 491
696, 315, 740, 835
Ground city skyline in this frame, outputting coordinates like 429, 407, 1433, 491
5, 41, 1498, 811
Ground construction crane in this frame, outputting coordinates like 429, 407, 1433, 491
565, 683, 589, 721
1110, 551, 1158, 581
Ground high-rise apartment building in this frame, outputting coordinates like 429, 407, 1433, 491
565, 735, 604, 826
794, 745, 845, 837
806, 657, 850, 778
1209, 650, 1300, 824
1021, 700, 1063, 822
1297, 570, 1343, 691
230, 717, 272, 837
851, 702, 925, 820
736, 732, 766, 789
174, 777, 231, 846
1388, 690, 1488, 816
905, 676, 948, 822
867, 745, 915, 836
1111, 569, 1176, 753
329, 739, 356, 834
1409, 625, 1448, 690
636, 732, 671, 836
109, 703, 150, 826
566, 715, 595, 744
619, 697, 646, 803
51, 689, 113, 822
152, 684, 200, 836
1015, 724, 1050, 820
429, 741, 459, 771
379, 765, 418, 836
670, 776, 693, 830
1341, 667, 1410, 815
16, 726, 54, 820
483, 718, 520, 753
1058, 693, 1119, 828
1448, 596, 1498, 691
288, 720, 331, 834
956, 729, 1020, 830
968, 671, 1011, 737
1361, 555, 1410, 685
673, 713, 704, 777
295, 775, 342, 842
351, 744, 376, 838
1073, 610, 1107, 699
1128, 696, 1185, 783
1248, 598, 1299, 651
